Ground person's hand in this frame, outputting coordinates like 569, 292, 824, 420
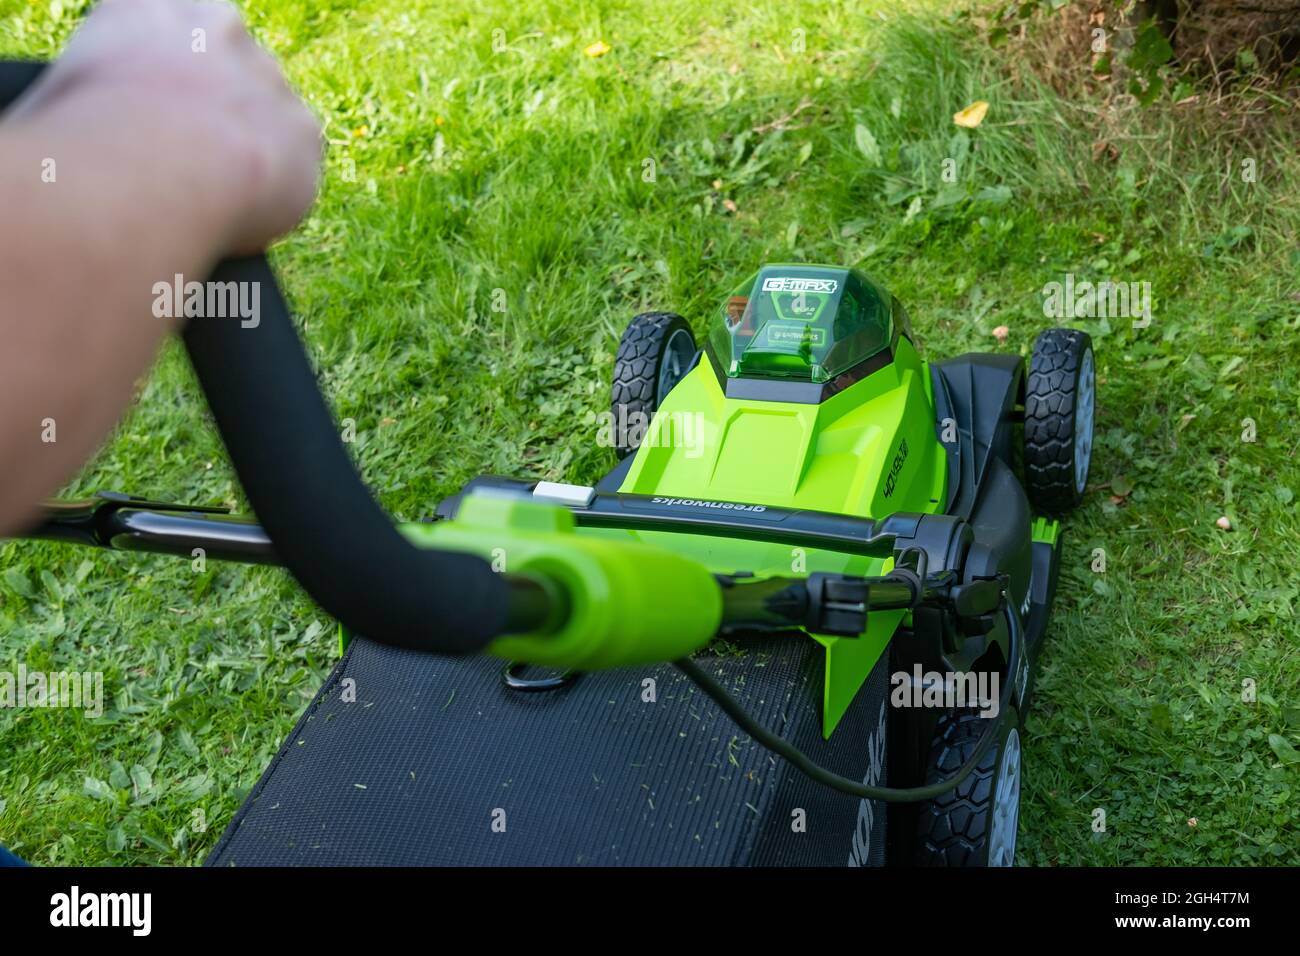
7, 0, 321, 255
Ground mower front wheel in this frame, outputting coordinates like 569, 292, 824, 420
914, 708, 1022, 867
611, 311, 696, 458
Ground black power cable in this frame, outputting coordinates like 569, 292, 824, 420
675, 598, 1020, 803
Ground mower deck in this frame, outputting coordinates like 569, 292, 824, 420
207, 636, 891, 866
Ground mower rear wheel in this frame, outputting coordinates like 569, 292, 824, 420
611, 311, 696, 458
1024, 328, 1095, 514
914, 708, 1022, 867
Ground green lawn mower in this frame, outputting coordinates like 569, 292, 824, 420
3, 63, 1096, 867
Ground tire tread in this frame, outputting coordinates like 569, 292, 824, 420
611, 311, 691, 457
1024, 327, 1092, 513
915, 711, 1009, 866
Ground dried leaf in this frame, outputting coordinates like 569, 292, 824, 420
952, 100, 989, 128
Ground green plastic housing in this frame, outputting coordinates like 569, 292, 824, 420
609, 323, 947, 737
392, 263, 950, 738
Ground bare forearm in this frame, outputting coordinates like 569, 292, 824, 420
0, 90, 246, 533
0, 0, 319, 536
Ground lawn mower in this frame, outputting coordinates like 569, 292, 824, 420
2, 61, 1096, 867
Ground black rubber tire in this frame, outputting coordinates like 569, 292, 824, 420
915, 708, 1022, 867
1024, 328, 1095, 514
611, 311, 695, 458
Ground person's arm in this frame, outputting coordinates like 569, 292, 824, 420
0, 0, 320, 534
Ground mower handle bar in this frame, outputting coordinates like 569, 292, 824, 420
32, 494, 278, 564
28, 492, 947, 634
31, 489, 913, 564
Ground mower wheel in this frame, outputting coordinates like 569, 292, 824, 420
915, 708, 1022, 867
611, 311, 696, 458
1024, 328, 1095, 514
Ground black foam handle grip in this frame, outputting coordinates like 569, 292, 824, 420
182, 257, 512, 652
2, 61, 513, 652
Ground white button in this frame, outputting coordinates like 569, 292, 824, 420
532, 481, 595, 508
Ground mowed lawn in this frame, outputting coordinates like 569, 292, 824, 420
1, 0, 1297, 864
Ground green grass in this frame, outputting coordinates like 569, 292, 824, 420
1, 0, 1297, 865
